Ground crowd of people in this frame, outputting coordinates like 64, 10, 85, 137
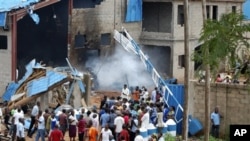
0, 84, 177, 141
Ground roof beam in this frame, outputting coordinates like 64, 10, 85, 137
9, 0, 60, 21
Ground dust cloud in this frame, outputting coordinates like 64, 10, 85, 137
85, 45, 155, 91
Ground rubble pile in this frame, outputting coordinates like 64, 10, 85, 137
2, 59, 85, 110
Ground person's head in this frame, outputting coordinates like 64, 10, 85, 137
51, 113, 55, 118
37, 101, 40, 106
103, 95, 107, 100
17, 108, 21, 113
62, 109, 66, 113
217, 74, 221, 78
215, 107, 219, 113
45, 108, 49, 113
122, 124, 126, 129
124, 84, 127, 89
93, 114, 97, 119
87, 111, 91, 116
81, 108, 85, 114
105, 124, 109, 129
135, 86, 139, 91
79, 114, 83, 120
105, 108, 109, 113
38, 110, 43, 116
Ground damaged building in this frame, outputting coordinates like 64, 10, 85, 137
0, 0, 245, 96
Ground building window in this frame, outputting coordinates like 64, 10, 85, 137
177, 5, 184, 26
206, 5, 210, 19
0, 35, 7, 49
74, 34, 86, 49
212, 6, 218, 20
101, 33, 111, 46
178, 55, 185, 68
232, 6, 237, 13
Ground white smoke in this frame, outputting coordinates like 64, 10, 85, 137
85, 44, 154, 91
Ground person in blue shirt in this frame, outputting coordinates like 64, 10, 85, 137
163, 105, 169, 122
100, 108, 110, 128
211, 107, 223, 138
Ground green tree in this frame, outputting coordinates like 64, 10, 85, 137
193, 12, 250, 141
196, 13, 250, 70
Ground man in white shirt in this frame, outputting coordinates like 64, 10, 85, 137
121, 84, 130, 100
100, 124, 113, 141
16, 118, 25, 141
141, 109, 149, 128
114, 113, 124, 140
12, 108, 24, 141
151, 87, 157, 103
35, 110, 45, 141
28, 101, 40, 138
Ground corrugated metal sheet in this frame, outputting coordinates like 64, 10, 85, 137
27, 71, 68, 97
165, 84, 184, 135
0, 12, 7, 27
2, 59, 41, 102
2, 82, 19, 101
0, 0, 40, 12
27, 77, 49, 97
47, 70, 67, 87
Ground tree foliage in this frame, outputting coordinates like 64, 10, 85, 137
193, 12, 250, 72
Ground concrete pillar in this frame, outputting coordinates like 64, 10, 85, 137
72, 82, 82, 108
40, 92, 48, 111
83, 74, 91, 107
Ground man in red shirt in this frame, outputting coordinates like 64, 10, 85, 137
77, 115, 86, 141
119, 125, 130, 141
49, 124, 63, 141
59, 109, 68, 137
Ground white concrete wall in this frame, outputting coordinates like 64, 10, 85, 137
0, 26, 12, 97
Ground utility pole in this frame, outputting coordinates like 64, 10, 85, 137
183, 0, 190, 140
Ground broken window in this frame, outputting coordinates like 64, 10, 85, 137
74, 34, 86, 49
0, 35, 7, 49
232, 6, 237, 13
178, 55, 185, 68
177, 5, 184, 26
101, 33, 111, 46
212, 6, 218, 20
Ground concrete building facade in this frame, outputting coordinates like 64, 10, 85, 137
69, 0, 243, 82
0, 0, 245, 95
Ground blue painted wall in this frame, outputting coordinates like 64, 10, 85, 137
244, 0, 250, 20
